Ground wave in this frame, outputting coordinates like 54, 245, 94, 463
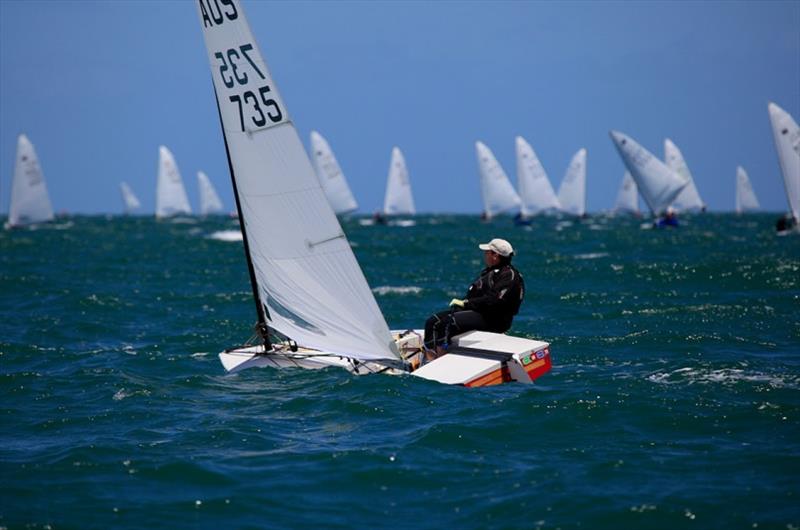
372, 286, 423, 296
206, 230, 243, 242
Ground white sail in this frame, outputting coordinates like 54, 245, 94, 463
664, 138, 705, 212
197, 0, 397, 361
515, 136, 561, 216
768, 102, 800, 223
735, 166, 759, 213
309, 131, 358, 215
197, 171, 225, 215
476, 141, 521, 218
557, 148, 587, 216
609, 131, 689, 216
613, 171, 640, 214
119, 182, 141, 214
382, 147, 415, 215
155, 146, 192, 218
6, 134, 54, 228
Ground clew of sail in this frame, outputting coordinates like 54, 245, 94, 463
476, 141, 521, 218
156, 146, 192, 218
515, 136, 561, 216
735, 166, 759, 213
614, 171, 640, 214
609, 131, 688, 216
7, 134, 54, 228
557, 148, 587, 216
197, 171, 225, 215
309, 131, 358, 215
767, 102, 800, 223
664, 139, 705, 212
120, 182, 141, 214
383, 147, 415, 215
196, 0, 397, 361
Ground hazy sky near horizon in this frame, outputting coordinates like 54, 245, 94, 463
1, 0, 798, 215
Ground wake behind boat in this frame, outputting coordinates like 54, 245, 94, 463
196, 0, 551, 386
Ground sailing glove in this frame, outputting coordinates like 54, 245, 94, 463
449, 298, 465, 308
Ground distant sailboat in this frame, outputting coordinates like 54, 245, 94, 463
309, 131, 358, 215
476, 141, 521, 219
515, 136, 561, 218
664, 138, 706, 212
613, 171, 640, 215
155, 146, 192, 219
382, 147, 415, 216
735, 166, 759, 214
197, 171, 224, 215
119, 182, 141, 214
557, 148, 587, 217
767, 102, 800, 233
5, 134, 54, 229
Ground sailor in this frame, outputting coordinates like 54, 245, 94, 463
656, 207, 679, 228
422, 238, 524, 360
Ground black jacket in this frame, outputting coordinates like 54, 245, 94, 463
463, 263, 524, 331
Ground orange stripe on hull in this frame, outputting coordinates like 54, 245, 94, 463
465, 365, 513, 387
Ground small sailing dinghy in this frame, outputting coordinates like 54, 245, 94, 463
767, 102, 800, 234
557, 148, 587, 217
515, 136, 561, 221
119, 182, 141, 215
476, 141, 522, 220
309, 131, 358, 215
5, 134, 54, 229
379, 147, 416, 226
196, 0, 551, 386
155, 146, 192, 219
197, 171, 225, 215
664, 139, 706, 212
735, 166, 760, 214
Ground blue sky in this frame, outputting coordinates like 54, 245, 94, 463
1, 0, 798, 214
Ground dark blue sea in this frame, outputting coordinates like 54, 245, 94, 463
1, 214, 798, 529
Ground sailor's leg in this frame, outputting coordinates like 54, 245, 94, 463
444, 310, 489, 345
424, 309, 451, 350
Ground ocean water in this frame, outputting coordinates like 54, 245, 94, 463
0, 213, 798, 530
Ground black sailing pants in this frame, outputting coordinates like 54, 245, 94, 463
423, 309, 491, 350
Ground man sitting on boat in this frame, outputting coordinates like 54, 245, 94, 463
423, 238, 524, 360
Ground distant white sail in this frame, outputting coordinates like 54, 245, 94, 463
515, 136, 561, 216
476, 141, 521, 218
197, 171, 224, 215
7, 134, 54, 228
609, 131, 689, 216
119, 182, 141, 214
309, 131, 358, 215
735, 166, 759, 213
197, 0, 396, 361
664, 138, 705, 212
613, 171, 640, 214
383, 147, 415, 215
155, 146, 192, 218
767, 102, 800, 223
557, 148, 587, 216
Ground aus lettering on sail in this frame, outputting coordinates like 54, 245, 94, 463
197, 0, 287, 134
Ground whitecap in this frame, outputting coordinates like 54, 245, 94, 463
372, 286, 423, 296
207, 230, 243, 242
574, 252, 609, 260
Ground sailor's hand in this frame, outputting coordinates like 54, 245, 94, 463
449, 298, 465, 308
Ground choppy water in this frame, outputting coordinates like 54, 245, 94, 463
1, 214, 798, 529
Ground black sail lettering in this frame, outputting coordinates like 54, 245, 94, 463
208, 0, 225, 25
220, 0, 238, 20
199, 0, 212, 27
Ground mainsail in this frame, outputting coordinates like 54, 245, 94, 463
613, 171, 640, 214
7, 134, 54, 228
476, 141, 521, 218
197, 171, 225, 215
609, 131, 689, 216
515, 136, 560, 216
196, 0, 397, 361
735, 166, 759, 213
664, 138, 705, 212
557, 148, 587, 217
767, 102, 800, 223
119, 182, 141, 214
155, 146, 192, 218
383, 147, 415, 215
309, 131, 358, 215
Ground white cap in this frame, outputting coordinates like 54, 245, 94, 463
478, 238, 514, 257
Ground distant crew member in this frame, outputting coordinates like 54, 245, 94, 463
656, 207, 679, 228
423, 238, 524, 359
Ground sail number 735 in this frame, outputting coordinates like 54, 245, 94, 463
214, 44, 283, 131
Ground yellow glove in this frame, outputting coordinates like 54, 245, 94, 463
449, 298, 465, 308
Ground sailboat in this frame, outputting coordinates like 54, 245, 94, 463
377, 147, 416, 225
613, 171, 640, 215
557, 148, 587, 217
155, 146, 192, 219
515, 136, 561, 220
119, 182, 141, 215
735, 166, 759, 214
309, 131, 358, 215
609, 131, 689, 225
664, 138, 706, 212
197, 171, 225, 215
196, 0, 551, 386
5, 134, 54, 229
767, 102, 800, 234
476, 141, 521, 220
